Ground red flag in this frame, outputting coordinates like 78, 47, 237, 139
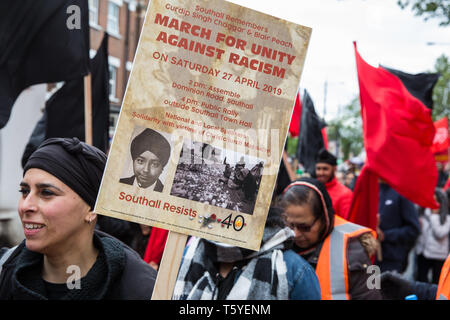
321, 127, 329, 150
354, 42, 438, 210
143, 227, 169, 266
348, 165, 379, 231
444, 177, 450, 190
289, 91, 302, 137
431, 117, 449, 154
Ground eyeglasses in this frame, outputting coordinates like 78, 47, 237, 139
287, 216, 320, 233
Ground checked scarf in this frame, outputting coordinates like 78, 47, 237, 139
172, 226, 294, 300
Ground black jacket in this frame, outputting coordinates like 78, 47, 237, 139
378, 183, 420, 268
119, 175, 164, 192
0, 231, 156, 300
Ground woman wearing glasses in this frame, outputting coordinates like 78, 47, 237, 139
279, 177, 382, 300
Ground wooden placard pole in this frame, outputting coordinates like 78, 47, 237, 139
84, 73, 93, 145
152, 153, 292, 300
93, 0, 312, 300
151, 231, 188, 300
282, 150, 295, 182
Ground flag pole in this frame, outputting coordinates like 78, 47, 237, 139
151, 231, 187, 300
282, 150, 296, 181
84, 73, 93, 145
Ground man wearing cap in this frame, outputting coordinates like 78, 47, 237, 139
315, 148, 353, 219
120, 128, 171, 192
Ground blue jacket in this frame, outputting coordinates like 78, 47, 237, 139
283, 249, 321, 300
180, 245, 321, 300
378, 183, 420, 264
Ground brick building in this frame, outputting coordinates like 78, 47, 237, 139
0, 1, 152, 246
88, 0, 149, 138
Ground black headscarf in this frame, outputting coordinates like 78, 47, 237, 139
23, 137, 107, 209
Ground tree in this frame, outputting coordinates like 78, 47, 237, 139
286, 136, 298, 157
327, 97, 364, 160
431, 54, 450, 120
397, 0, 450, 26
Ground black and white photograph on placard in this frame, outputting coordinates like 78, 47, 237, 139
170, 140, 264, 215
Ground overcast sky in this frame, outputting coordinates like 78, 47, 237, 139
228, 0, 450, 121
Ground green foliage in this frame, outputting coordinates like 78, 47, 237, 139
286, 136, 298, 157
431, 54, 450, 120
327, 97, 364, 160
397, 0, 450, 26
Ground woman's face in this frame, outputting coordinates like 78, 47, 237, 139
133, 150, 163, 188
18, 168, 91, 254
284, 203, 324, 249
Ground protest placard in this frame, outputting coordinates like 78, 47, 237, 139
94, 0, 311, 251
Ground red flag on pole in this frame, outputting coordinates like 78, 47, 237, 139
353, 42, 438, 210
348, 165, 379, 231
321, 127, 329, 150
289, 91, 302, 137
144, 227, 169, 266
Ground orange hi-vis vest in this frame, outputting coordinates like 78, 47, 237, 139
315, 215, 376, 300
436, 254, 450, 300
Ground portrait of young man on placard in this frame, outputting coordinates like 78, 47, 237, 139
120, 127, 172, 192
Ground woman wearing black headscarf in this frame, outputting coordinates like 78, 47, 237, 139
279, 177, 381, 300
0, 138, 156, 300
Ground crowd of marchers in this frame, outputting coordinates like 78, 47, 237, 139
0, 139, 449, 300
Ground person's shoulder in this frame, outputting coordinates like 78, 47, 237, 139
122, 244, 157, 277
120, 243, 157, 299
283, 250, 321, 300
346, 236, 372, 270
283, 249, 302, 263
0, 247, 9, 259
384, 185, 402, 200
119, 176, 135, 185
0, 242, 24, 262
154, 179, 164, 192
283, 249, 315, 275
0, 242, 25, 290
95, 230, 156, 299
337, 180, 353, 195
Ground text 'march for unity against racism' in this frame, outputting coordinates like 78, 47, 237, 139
95, 0, 311, 251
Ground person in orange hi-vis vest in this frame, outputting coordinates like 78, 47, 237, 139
279, 177, 381, 300
436, 255, 450, 300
